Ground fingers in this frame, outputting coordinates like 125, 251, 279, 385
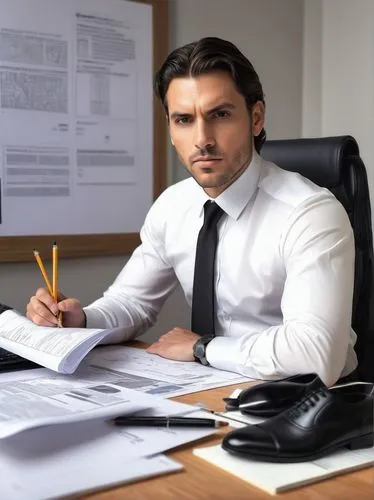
145, 343, 158, 354
58, 297, 82, 313
35, 287, 58, 312
27, 288, 59, 326
146, 342, 170, 359
58, 298, 86, 327
26, 288, 83, 328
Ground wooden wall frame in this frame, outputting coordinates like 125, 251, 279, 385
0, 0, 169, 263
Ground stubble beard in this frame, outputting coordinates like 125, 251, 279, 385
187, 150, 251, 190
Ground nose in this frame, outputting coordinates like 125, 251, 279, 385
194, 120, 215, 152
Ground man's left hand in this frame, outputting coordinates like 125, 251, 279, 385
146, 327, 199, 361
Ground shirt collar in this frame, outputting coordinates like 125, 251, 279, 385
194, 150, 262, 220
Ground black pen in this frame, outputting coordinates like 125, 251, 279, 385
112, 416, 229, 428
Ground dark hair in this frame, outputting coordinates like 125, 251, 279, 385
154, 37, 266, 153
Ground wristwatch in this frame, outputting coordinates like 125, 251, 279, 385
193, 336, 213, 366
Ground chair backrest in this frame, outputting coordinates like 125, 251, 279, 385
261, 135, 374, 382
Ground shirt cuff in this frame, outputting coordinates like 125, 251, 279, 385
84, 307, 109, 329
205, 336, 258, 378
205, 336, 239, 372
84, 307, 136, 345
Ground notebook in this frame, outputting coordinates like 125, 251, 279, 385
193, 444, 374, 494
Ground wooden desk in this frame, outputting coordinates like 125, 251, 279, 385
86, 381, 374, 500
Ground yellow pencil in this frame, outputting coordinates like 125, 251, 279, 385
52, 241, 63, 327
33, 250, 53, 296
52, 241, 58, 302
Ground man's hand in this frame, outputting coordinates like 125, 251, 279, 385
146, 327, 200, 361
26, 287, 86, 328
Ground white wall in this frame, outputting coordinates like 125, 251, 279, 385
0, 0, 304, 342
302, 0, 322, 137
303, 0, 374, 211
170, 0, 304, 181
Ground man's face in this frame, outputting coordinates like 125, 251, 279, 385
166, 71, 265, 197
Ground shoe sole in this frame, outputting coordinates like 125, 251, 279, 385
222, 433, 374, 463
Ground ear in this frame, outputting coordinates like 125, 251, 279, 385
251, 101, 265, 137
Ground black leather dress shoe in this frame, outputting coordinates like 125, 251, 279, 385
224, 373, 320, 417
222, 381, 374, 462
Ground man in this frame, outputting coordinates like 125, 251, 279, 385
26, 37, 357, 386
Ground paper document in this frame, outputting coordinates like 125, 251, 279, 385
0, 399, 215, 466
0, 0, 153, 237
0, 309, 126, 374
194, 444, 374, 494
0, 367, 161, 438
0, 452, 182, 500
0, 399, 218, 499
85, 345, 252, 397
0, 358, 226, 439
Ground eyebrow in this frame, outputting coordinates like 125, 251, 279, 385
170, 102, 236, 120
207, 102, 236, 114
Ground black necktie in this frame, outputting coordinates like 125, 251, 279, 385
191, 201, 224, 336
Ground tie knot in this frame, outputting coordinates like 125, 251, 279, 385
203, 201, 224, 228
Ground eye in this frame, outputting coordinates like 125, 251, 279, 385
174, 116, 192, 125
213, 110, 231, 119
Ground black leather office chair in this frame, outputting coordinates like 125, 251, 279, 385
261, 136, 374, 382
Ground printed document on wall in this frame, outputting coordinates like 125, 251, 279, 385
0, 0, 152, 235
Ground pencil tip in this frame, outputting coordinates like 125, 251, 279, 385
53, 240, 57, 246
33, 249, 38, 255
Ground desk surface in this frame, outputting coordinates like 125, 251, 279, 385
85, 381, 374, 500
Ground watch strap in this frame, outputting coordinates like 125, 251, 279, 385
193, 336, 213, 366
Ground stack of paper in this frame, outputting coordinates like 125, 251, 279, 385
0, 397, 218, 499
0, 452, 182, 500
0, 346, 251, 438
0, 362, 222, 500
193, 444, 374, 494
0, 309, 124, 374
84, 345, 251, 397
0, 336, 253, 499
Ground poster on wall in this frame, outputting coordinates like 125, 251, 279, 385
0, 0, 153, 236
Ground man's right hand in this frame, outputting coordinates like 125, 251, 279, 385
26, 288, 86, 328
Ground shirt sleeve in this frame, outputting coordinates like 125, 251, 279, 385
205, 194, 355, 387
83, 192, 178, 340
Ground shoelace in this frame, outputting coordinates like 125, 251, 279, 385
286, 388, 328, 418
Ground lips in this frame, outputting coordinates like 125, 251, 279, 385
193, 157, 222, 163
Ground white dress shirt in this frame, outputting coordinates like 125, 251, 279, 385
84, 151, 357, 386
